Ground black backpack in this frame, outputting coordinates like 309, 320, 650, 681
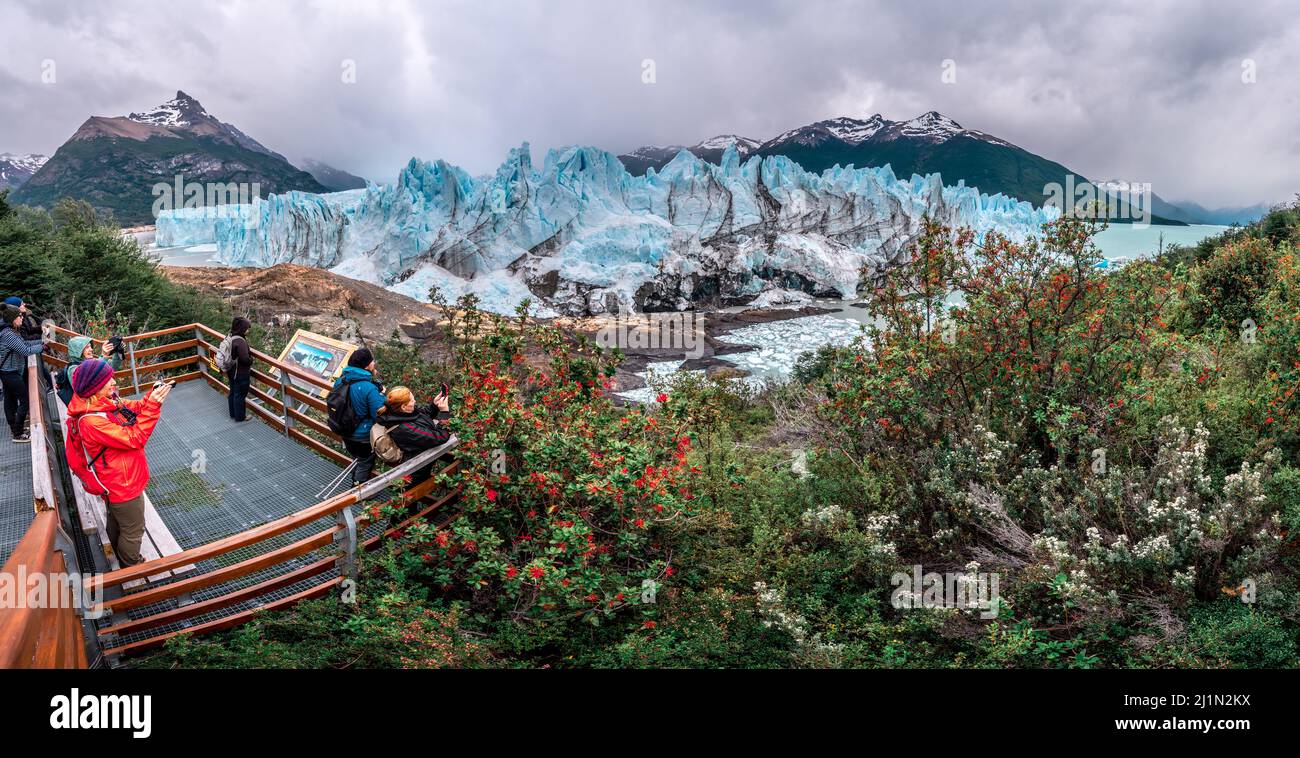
326, 377, 369, 436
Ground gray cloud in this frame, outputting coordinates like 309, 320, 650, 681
0, 0, 1295, 207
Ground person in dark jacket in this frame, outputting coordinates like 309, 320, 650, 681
57, 334, 123, 407
0, 303, 46, 443
226, 317, 253, 421
333, 347, 385, 484
4, 296, 43, 340
377, 385, 451, 480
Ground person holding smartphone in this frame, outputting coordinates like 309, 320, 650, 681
65, 359, 172, 567
376, 384, 452, 484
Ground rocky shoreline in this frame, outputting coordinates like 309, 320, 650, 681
577, 305, 842, 393
159, 262, 855, 396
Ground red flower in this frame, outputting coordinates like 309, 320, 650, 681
486, 488, 498, 502
656, 393, 668, 403
529, 565, 545, 579
642, 621, 657, 629
506, 565, 519, 579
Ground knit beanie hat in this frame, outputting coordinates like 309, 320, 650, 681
1, 304, 21, 325
73, 358, 114, 398
3, 297, 22, 307
348, 347, 374, 369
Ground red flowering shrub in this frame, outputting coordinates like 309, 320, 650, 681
1258, 249, 1300, 441
817, 217, 1186, 545
384, 297, 699, 649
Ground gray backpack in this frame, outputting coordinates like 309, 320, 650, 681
215, 334, 243, 373
370, 421, 403, 464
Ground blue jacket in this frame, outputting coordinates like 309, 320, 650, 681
335, 365, 384, 441
0, 327, 43, 373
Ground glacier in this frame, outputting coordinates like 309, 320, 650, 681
154, 143, 1059, 316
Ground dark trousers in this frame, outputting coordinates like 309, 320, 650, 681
107, 494, 147, 567
228, 372, 250, 421
343, 437, 376, 484
0, 370, 28, 436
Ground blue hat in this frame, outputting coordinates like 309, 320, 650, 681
3, 297, 22, 307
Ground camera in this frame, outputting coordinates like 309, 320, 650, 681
108, 335, 125, 355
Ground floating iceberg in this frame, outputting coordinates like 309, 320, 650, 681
155, 144, 1058, 315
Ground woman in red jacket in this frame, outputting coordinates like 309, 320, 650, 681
66, 359, 173, 567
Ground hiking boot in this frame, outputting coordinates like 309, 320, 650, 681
12, 431, 30, 444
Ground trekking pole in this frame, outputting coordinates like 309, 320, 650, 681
316, 459, 358, 499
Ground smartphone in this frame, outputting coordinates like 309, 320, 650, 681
440, 382, 449, 398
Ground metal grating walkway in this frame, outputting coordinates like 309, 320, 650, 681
0, 415, 35, 567
143, 379, 343, 548
99, 379, 394, 651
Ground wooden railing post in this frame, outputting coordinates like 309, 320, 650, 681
194, 327, 209, 378
334, 506, 359, 588
278, 371, 293, 437
127, 339, 140, 394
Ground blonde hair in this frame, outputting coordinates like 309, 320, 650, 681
379, 385, 413, 415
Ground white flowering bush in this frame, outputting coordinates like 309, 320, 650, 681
942, 418, 1282, 619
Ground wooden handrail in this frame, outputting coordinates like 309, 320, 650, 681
88, 487, 359, 592
0, 511, 88, 668
120, 323, 205, 343
196, 335, 334, 392
103, 527, 338, 612
57, 322, 330, 392
28, 357, 57, 511
42, 320, 461, 658
102, 577, 343, 658
132, 338, 198, 360
98, 555, 337, 637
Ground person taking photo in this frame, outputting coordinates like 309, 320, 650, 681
65, 358, 173, 567
0, 302, 46, 443
57, 334, 123, 407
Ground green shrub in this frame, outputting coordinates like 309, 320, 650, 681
1180, 602, 1295, 668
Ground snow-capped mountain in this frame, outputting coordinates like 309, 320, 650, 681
620, 112, 1181, 224
618, 134, 761, 175
0, 153, 48, 191
695, 134, 762, 152
12, 91, 324, 224
128, 91, 211, 127
156, 142, 1057, 317
622, 111, 1031, 183
767, 115, 889, 147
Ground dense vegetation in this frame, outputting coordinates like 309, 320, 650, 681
4, 187, 1296, 668
0, 191, 229, 332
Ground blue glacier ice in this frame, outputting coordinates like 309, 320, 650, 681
154, 144, 1058, 315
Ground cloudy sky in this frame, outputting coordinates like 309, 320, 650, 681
1, 0, 1296, 207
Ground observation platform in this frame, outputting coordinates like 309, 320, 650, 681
0, 323, 459, 667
